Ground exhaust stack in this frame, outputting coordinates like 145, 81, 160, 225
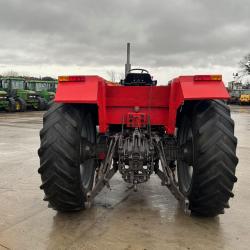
125, 42, 131, 77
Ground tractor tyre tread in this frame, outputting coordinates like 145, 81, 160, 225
8, 97, 16, 112
38, 103, 94, 211
37, 96, 46, 111
188, 100, 238, 216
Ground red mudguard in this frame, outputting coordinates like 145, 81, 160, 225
55, 75, 229, 134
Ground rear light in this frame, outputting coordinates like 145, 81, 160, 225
194, 75, 222, 81
58, 76, 86, 82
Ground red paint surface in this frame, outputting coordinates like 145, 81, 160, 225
55, 75, 229, 134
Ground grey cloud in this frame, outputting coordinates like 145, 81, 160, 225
0, 0, 249, 69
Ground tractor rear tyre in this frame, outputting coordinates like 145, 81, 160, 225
16, 97, 27, 112
38, 103, 97, 211
7, 97, 16, 112
37, 97, 46, 111
177, 100, 238, 216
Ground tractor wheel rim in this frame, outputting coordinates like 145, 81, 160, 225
80, 159, 94, 190
79, 115, 95, 191
178, 118, 194, 193
16, 102, 20, 110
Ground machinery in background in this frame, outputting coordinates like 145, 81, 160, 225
1, 77, 46, 111
227, 80, 250, 105
0, 80, 15, 112
239, 89, 250, 105
25, 80, 56, 109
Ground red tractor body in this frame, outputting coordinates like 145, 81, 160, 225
55, 75, 229, 134
39, 69, 237, 217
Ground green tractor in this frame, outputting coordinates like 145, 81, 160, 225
1, 77, 46, 111
25, 80, 56, 109
0, 80, 15, 112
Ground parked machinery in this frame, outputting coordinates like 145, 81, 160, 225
25, 80, 56, 109
1, 77, 46, 111
228, 90, 241, 104
239, 89, 250, 105
0, 79, 15, 112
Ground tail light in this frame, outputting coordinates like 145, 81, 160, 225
194, 75, 222, 81
58, 76, 86, 82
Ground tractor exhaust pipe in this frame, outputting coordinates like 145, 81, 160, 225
125, 42, 131, 77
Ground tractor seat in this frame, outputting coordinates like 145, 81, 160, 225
123, 73, 156, 86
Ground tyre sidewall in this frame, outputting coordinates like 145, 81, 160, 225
78, 109, 97, 196
177, 113, 196, 197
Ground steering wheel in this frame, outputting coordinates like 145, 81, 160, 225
128, 68, 149, 74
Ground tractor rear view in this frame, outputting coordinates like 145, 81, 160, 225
38, 45, 238, 217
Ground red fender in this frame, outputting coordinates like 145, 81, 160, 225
167, 76, 229, 133
55, 75, 229, 135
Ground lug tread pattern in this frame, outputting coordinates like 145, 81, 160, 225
189, 100, 238, 216
38, 103, 88, 211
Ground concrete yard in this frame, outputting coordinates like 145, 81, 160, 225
0, 106, 249, 250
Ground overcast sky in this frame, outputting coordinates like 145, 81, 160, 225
0, 0, 249, 83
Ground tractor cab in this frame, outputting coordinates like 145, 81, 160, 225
0, 79, 9, 110
1, 77, 25, 94
26, 80, 55, 103
0, 80, 7, 94
120, 69, 157, 86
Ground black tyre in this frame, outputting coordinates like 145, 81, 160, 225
16, 97, 27, 112
177, 100, 238, 216
47, 100, 54, 109
7, 97, 16, 112
37, 97, 46, 111
38, 103, 97, 211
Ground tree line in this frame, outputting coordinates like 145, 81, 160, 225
0, 70, 56, 81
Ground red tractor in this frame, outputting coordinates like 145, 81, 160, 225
38, 50, 238, 217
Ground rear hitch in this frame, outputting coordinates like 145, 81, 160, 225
86, 135, 119, 207
154, 136, 191, 215
86, 132, 190, 215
